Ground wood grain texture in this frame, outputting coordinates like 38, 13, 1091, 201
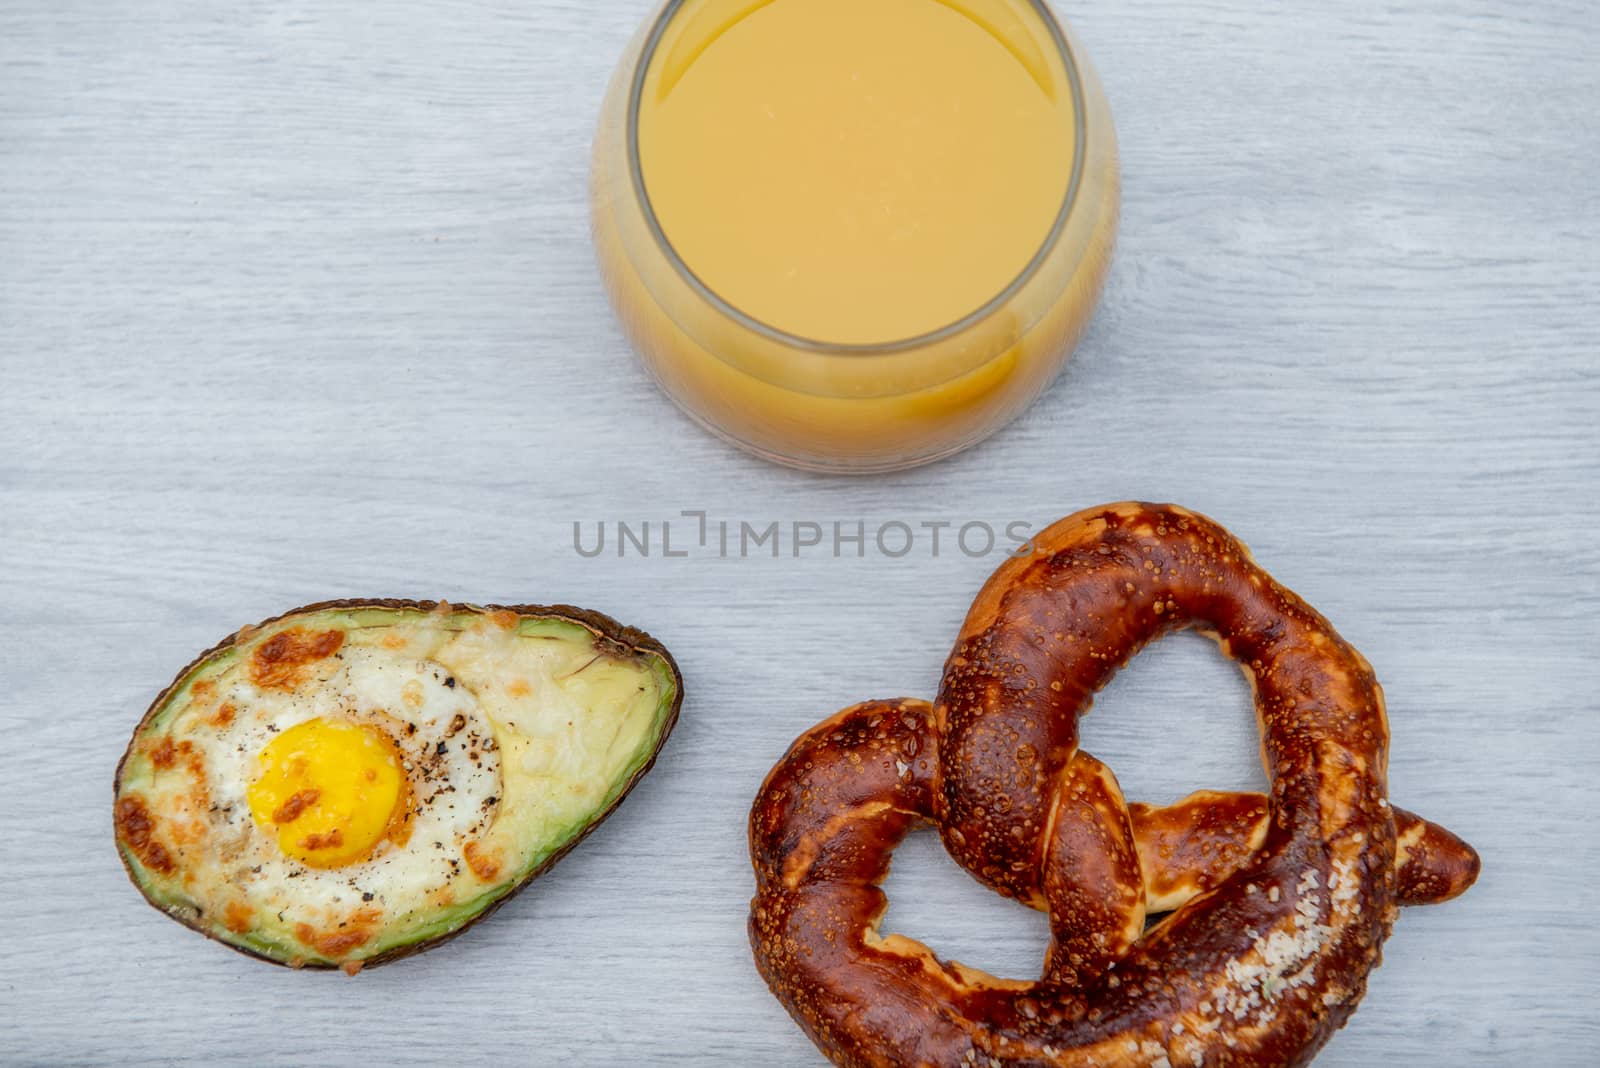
1, 0, 1595, 1065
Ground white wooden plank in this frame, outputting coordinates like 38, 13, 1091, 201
2, 0, 1595, 1064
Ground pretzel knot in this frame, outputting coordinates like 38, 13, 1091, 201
750, 503, 1479, 1068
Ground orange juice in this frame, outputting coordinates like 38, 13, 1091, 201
638, 0, 1078, 346
593, 0, 1119, 471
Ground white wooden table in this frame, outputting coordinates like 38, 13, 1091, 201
2, 1, 1595, 1064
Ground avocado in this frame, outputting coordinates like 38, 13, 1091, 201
113, 600, 681, 971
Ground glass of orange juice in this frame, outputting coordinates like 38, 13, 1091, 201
592, 0, 1119, 473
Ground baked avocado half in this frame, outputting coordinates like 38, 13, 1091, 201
113, 600, 681, 972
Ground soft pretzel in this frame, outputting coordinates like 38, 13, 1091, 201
750, 503, 1478, 1067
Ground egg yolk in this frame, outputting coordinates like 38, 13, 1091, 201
247, 718, 404, 868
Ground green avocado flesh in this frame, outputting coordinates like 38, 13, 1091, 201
113, 603, 680, 969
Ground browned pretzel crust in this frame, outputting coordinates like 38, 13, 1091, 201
750, 503, 1478, 1067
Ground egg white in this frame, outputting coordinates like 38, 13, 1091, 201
173, 645, 503, 924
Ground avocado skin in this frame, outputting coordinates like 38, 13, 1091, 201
113, 598, 684, 970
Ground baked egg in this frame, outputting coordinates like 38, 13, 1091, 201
113, 601, 681, 972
